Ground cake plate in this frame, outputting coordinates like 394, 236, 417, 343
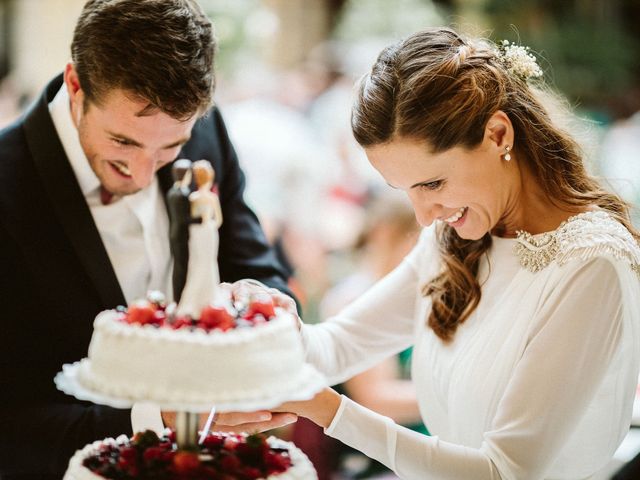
55, 358, 326, 448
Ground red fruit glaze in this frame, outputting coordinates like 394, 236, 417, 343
173, 451, 200, 474
200, 305, 235, 331
126, 304, 157, 325
171, 316, 192, 330
150, 309, 166, 325
244, 297, 275, 320
219, 454, 241, 472
222, 436, 239, 451
142, 446, 166, 463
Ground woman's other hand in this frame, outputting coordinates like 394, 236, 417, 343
162, 410, 298, 434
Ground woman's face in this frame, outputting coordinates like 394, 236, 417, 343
365, 128, 517, 240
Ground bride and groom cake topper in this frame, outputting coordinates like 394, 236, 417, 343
168, 159, 224, 317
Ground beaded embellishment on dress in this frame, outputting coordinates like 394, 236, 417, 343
514, 211, 640, 274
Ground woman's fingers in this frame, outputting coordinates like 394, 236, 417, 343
270, 291, 299, 316
165, 409, 299, 435
221, 280, 300, 318
212, 412, 298, 434
216, 410, 272, 426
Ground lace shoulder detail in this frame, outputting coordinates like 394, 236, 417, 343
514, 211, 640, 275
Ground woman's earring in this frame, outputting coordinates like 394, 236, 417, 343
503, 145, 512, 161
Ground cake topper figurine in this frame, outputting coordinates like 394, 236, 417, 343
167, 159, 195, 303
176, 160, 224, 318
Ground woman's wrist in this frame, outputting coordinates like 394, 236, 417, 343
313, 388, 342, 429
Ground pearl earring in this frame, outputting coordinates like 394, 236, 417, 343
503, 145, 512, 161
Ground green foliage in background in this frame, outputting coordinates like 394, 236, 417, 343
200, 0, 263, 76
334, 0, 442, 41
485, 0, 639, 110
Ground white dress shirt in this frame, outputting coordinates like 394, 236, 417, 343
49, 84, 166, 434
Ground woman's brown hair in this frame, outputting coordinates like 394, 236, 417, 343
351, 27, 638, 342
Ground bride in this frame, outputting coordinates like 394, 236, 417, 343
176, 160, 223, 318
220, 27, 640, 479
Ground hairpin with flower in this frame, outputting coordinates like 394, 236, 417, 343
497, 40, 543, 81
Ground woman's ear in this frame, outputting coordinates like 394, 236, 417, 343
485, 110, 513, 149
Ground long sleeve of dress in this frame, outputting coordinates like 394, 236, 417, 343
322, 256, 631, 480
300, 235, 426, 385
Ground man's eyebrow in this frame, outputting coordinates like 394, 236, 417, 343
107, 131, 143, 147
107, 131, 190, 149
162, 136, 190, 149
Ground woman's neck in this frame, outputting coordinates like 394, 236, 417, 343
493, 167, 591, 237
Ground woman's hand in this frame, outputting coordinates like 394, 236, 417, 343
161, 410, 298, 434
220, 280, 300, 324
272, 388, 342, 429
161, 388, 340, 434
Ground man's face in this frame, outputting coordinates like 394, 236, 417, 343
68, 75, 197, 196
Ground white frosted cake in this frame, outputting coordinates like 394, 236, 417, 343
73, 293, 324, 411
59, 162, 322, 479
64, 429, 318, 479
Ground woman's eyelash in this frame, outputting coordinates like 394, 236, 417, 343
420, 180, 444, 191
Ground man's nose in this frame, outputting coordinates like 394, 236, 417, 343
129, 152, 158, 189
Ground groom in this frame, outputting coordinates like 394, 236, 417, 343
0, 1, 295, 477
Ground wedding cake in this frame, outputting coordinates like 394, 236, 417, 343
58, 160, 322, 479
64, 430, 317, 480
73, 292, 323, 411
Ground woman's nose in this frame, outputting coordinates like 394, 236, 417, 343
412, 201, 442, 227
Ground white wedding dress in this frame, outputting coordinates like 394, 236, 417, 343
301, 211, 640, 479
176, 189, 221, 318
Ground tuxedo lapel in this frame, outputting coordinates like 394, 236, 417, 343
157, 162, 174, 209
23, 75, 125, 308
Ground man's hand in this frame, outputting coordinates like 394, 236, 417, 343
161, 410, 298, 434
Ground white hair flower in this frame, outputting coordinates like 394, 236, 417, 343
498, 40, 543, 80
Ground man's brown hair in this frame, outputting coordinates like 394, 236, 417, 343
71, 0, 215, 120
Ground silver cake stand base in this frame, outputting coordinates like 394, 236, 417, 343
175, 411, 200, 448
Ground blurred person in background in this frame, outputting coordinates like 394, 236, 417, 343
222, 43, 379, 324
232, 26, 640, 479
294, 190, 425, 480
0, 0, 295, 477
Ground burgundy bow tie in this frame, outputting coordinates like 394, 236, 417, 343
100, 186, 115, 205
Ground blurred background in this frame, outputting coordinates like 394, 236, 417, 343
1, 1, 639, 478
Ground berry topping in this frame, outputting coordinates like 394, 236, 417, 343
117, 291, 280, 332
126, 302, 157, 325
244, 295, 276, 320
172, 451, 200, 474
132, 430, 160, 449
199, 305, 235, 331
170, 316, 193, 330
82, 430, 295, 479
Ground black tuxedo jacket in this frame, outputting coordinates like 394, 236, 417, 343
0, 75, 293, 478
